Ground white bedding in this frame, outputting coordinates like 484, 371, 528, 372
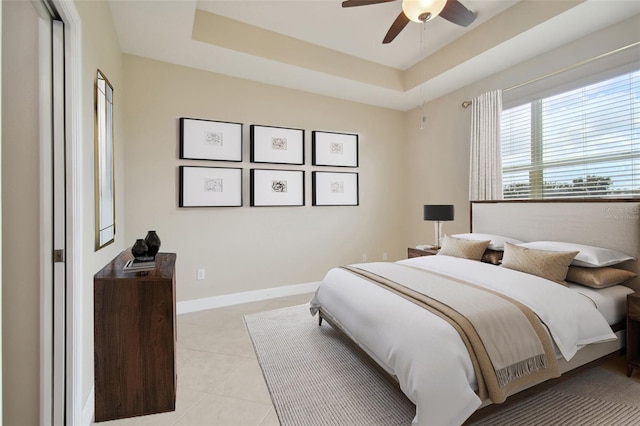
310, 255, 617, 426
567, 282, 634, 325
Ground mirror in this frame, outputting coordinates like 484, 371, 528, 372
95, 70, 115, 250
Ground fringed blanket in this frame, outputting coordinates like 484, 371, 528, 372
342, 262, 560, 403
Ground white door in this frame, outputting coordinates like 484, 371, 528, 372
51, 17, 67, 425
35, 1, 67, 423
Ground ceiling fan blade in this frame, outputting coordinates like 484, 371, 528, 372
383, 12, 410, 44
342, 0, 397, 8
439, 0, 477, 27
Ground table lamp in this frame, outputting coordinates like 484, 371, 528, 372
423, 204, 454, 249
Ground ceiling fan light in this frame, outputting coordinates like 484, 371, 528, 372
402, 0, 447, 23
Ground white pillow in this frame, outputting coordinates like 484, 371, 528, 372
517, 241, 636, 268
451, 233, 525, 251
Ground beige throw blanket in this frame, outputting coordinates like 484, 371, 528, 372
342, 263, 560, 403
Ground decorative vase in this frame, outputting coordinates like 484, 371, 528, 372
145, 230, 161, 258
131, 239, 148, 258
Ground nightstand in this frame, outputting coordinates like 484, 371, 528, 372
408, 247, 439, 258
628, 292, 640, 377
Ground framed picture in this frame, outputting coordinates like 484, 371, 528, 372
179, 166, 242, 207
250, 125, 305, 165
180, 118, 243, 162
312, 131, 358, 167
250, 169, 305, 207
312, 171, 359, 206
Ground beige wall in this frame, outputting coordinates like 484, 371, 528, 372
2, 1, 41, 423
122, 55, 408, 302
74, 0, 126, 410
405, 15, 640, 245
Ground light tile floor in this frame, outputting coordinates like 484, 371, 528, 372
94, 292, 315, 426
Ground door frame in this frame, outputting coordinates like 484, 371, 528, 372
56, 0, 83, 423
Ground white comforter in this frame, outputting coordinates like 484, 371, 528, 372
309, 255, 617, 426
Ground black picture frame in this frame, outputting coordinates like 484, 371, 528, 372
250, 124, 305, 165
312, 130, 359, 167
179, 166, 243, 207
180, 117, 243, 162
250, 169, 305, 207
312, 171, 359, 206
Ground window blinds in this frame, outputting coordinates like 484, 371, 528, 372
501, 70, 640, 199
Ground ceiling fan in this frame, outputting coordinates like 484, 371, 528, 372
342, 0, 477, 44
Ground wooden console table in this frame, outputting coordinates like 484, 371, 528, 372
94, 251, 177, 422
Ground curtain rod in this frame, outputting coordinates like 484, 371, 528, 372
461, 41, 640, 108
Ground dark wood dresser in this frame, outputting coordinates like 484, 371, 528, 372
627, 292, 640, 377
94, 251, 177, 422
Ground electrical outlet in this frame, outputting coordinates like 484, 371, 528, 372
197, 268, 205, 280
382, 252, 388, 261
362, 254, 367, 262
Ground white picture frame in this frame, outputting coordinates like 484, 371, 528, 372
250, 169, 305, 207
180, 117, 243, 162
179, 166, 243, 207
250, 124, 305, 165
312, 171, 359, 206
312, 130, 358, 167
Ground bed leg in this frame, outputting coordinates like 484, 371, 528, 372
318, 314, 323, 326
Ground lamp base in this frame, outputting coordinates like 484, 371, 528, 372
433, 221, 443, 249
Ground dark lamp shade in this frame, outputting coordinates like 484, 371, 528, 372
423, 204, 454, 221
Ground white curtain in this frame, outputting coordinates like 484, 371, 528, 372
469, 89, 503, 201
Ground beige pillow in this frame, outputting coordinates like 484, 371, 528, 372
437, 235, 490, 261
481, 249, 503, 265
566, 266, 637, 289
501, 242, 578, 284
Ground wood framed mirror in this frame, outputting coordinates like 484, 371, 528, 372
95, 69, 115, 250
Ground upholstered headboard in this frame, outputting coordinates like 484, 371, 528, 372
471, 200, 640, 292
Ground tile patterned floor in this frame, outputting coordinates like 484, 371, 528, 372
94, 293, 315, 426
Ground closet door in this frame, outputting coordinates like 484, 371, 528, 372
51, 17, 67, 426
34, 1, 67, 423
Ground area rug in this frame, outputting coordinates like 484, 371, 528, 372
245, 304, 640, 426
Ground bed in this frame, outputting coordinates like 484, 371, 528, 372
309, 200, 640, 426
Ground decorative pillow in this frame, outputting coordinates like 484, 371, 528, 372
518, 241, 636, 268
501, 242, 578, 284
481, 249, 503, 265
566, 266, 637, 289
437, 235, 490, 261
451, 233, 525, 251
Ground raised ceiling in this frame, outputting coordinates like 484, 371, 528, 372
109, 0, 640, 111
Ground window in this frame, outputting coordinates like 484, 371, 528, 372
501, 70, 640, 199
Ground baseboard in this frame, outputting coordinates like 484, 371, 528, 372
176, 281, 320, 315
82, 386, 94, 425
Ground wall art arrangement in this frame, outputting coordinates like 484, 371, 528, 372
250, 125, 304, 165
178, 117, 359, 207
250, 169, 305, 207
312, 171, 359, 206
180, 118, 243, 162
312, 130, 359, 167
179, 166, 243, 207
